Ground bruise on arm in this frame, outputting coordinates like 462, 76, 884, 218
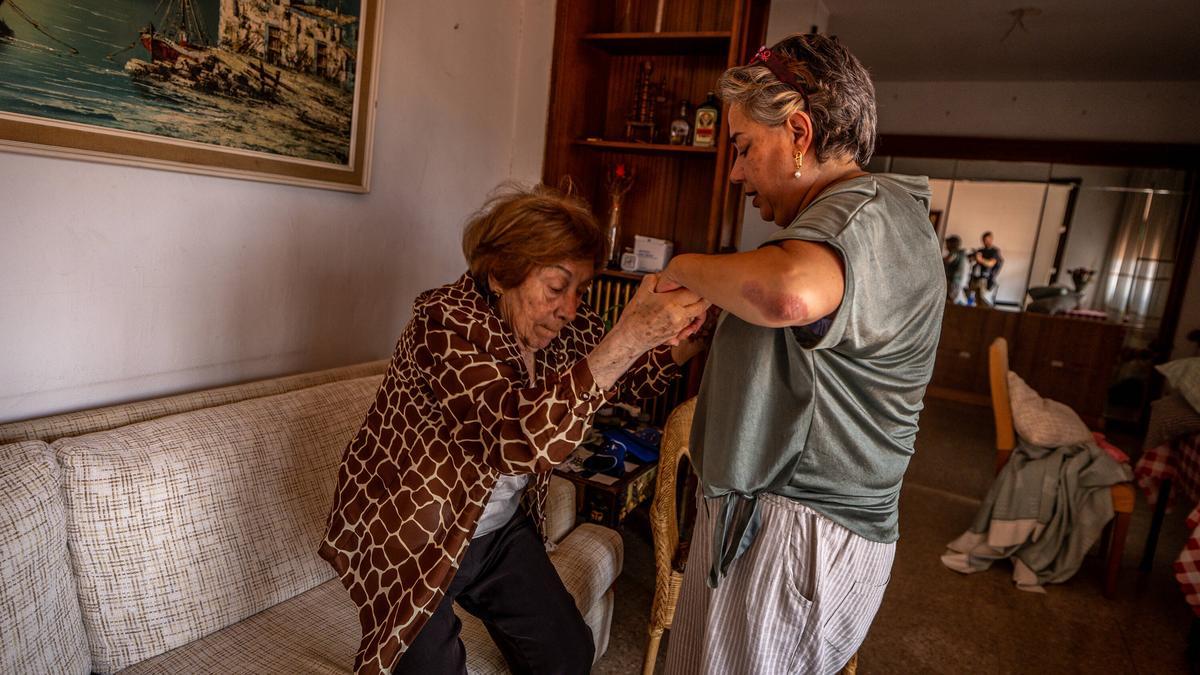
740, 280, 812, 325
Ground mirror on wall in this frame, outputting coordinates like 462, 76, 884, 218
863, 157, 1189, 326
738, 155, 1193, 424
862, 156, 1192, 423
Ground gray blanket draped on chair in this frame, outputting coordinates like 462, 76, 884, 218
941, 440, 1132, 591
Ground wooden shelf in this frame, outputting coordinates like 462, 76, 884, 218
544, 0, 767, 261
598, 269, 647, 281
582, 31, 731, 55
574, 139, 717, 155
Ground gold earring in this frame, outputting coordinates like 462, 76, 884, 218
793, 150, 804, 179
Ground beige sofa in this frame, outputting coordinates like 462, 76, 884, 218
0, 362, 622, 674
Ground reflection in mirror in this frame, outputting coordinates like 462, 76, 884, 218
868, 158, 1190, 325
866, 156, 1192, 424
931, 177, 1072, 308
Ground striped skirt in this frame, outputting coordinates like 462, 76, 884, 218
664, 493, 895, 675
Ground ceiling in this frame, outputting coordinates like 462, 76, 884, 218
822, 0, 1200, 81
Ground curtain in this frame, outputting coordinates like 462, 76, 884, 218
1098, 170, 1185, 339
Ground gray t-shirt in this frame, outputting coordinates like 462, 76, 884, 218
691, 173, 944, 548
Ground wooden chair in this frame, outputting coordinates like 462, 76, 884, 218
641, 398, 860, 675
987, 337, 1135, 598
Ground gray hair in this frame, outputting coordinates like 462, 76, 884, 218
716, 33, 877, 168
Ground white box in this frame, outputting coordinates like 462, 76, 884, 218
634, 235, 674, 273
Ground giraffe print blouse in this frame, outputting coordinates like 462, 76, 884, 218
319, 273, 679, 674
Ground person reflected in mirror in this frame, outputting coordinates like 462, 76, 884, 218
967, 231, 1003, 306
944, 235, 970, 305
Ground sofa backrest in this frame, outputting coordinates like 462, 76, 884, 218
0, 359, 387, 445
53, 375, 382, 673
0, 441, 91, 675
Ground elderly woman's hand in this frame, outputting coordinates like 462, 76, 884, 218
587, 274, 710, 389
616, 274, 710, 348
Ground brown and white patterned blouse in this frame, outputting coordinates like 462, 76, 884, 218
319, 273, 678, 674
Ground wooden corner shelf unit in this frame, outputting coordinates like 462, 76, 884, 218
542, 0, 769, 260
543, 0, 769, 422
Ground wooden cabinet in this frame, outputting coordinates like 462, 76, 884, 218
929, 305, 1127, 429
541, 0, 769, 257
930, 304, 1020, 401
542, 0, 768, 423
1010, 313, 1127, 429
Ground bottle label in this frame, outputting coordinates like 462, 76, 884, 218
693, 108, 717, 147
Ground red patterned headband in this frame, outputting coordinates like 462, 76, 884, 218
749, 45, 810, 104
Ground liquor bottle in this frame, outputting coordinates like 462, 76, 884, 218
669, 100, 691, 145
692, 92, 720, 147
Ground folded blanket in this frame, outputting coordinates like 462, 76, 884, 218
941, 441, 1132, 592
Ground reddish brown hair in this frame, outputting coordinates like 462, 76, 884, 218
462, 183, 603, 292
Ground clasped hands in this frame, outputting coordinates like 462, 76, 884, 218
620, 271, 713, 352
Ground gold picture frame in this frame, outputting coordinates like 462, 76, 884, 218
0, 0, 383, 193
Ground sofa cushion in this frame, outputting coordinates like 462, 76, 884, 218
0, 441, 91, 675
0, 360, 387, 445
117, 524, 622, 674
55, 376, 380, 673
1157, 357, 1200, 414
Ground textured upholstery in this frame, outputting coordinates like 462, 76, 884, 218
55, 376, 380, 673
4, 358, 618, 674
118, 524, 621, 675
1007, 371, 1093, 447
0, 360, 387, 445
0, 441, 91, 675
545, 472, 578, 545
549, 523, 623, 613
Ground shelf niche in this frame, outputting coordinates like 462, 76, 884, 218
543, 0, 769, 259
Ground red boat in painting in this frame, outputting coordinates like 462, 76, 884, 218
139, 0, 210, 63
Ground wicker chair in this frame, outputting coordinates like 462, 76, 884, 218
642, 397, 696, 675
641, 397, 859, 674
988, 336, 1135, 598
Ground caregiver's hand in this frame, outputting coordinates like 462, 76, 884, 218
587, 274, 709, 389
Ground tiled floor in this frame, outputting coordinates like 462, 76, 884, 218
593, 397, 1196, 674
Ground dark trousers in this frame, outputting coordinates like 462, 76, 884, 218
393, 512, 595, 675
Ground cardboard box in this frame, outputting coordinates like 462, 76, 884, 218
634, 235, 674, 272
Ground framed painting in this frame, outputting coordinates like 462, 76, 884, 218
0, 0, 382, 192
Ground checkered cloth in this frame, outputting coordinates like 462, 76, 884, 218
1178, 507, 1200, 616
1135, 433, 1200, 616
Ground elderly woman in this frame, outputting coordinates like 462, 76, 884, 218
319, 184, 708, 675
657, 34, 944, 674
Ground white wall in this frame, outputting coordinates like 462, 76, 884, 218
738, 0, 830, 249
0, 0, 556, 423
765, 0, 829, 42
874, 81, 1200, 144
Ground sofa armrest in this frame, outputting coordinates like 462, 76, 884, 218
545, 476, 577, 545
549, 523, 624, 613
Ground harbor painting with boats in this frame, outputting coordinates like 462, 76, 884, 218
0, 0, 362, 165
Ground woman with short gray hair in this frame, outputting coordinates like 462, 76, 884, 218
656, 33, 944, 674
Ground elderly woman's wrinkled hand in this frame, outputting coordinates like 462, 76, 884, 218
613, 274, 710, 352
